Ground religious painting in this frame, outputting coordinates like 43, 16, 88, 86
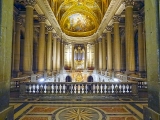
64, 13, 95, 32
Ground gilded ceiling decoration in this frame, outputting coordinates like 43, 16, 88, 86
50, 0, 110, 37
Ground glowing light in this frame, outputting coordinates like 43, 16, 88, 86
39, 78, 45, 82
114, 78, 120, 82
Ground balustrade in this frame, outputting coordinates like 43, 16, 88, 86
20, 82, 138, 97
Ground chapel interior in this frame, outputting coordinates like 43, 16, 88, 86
0, 0, 160, 120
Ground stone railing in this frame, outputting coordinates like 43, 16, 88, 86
19, 82, 138, 99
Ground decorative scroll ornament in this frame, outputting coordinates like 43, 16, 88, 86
125, 0, 133, 7
46, 26, 53, 31
106, 26, 113, 32
25, 0, 36, 7
38, 15, 46, 22
113, 16, 121, 23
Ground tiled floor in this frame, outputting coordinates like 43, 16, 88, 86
10, 98, 147, 120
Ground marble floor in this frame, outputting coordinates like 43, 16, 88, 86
10, 98, 147, 120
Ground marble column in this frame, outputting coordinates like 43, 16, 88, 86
120, 34, 126, 71
137, 15, 145, 72
84, 44, 87, 69
46, 26, 53, 76
102, 33, 107, 70
98, 38, 102, 71
106, 26, 113, 72
14, 16, 22, 74
72, 44, 74, 70
61, 41, 64, 69
113, 16, 121, 72
37, 15, 46, 74
144, 0, 160, 119
52, 34, 57, 73
56, 38, 60, 72
125, 0, 135, 74
23, 0, 36, 74
0, 0, 14, 119
94, 42, 98, 70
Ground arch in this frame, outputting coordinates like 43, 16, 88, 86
65, 75, 72, 82
87, 75, 93, 82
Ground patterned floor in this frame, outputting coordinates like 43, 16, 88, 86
9, 98, 147, 120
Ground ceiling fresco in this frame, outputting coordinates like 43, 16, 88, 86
50, 0, 110, 37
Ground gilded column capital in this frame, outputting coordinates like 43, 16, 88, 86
106, 26, 113, 32
52, 33, 57, 37
16, 15, 23, 24
113, 16, 121, 23
38, 15, 46, 22
25, 0, 36, 7
102, 33, 107, 37
137, 15, 143, 24
46, 26, 53, 32
57, 38, 61, 42
98, 37, 102, 42
125, 0, 133, 7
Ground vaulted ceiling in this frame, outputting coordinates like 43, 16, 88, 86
49, 0, 110, 37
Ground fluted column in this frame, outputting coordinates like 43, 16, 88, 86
14, 16, 22, 73
23, 0, 36, 74
125, 0, 135, 73
56, 38, 60, 72
46, 26, 53, 75
72, 44, 74, 70
137, 15, 145, 72
102, 33, 107, 70
120, 35, 126, 71
52, 33, 57, 72
106, 26, 113, 72
61, 41, 64, 69
84, 44, 87, 69
113, 16, 121, 72
94, 42, 98, 70
98, 38, 102, 71
37, 15, 46, 74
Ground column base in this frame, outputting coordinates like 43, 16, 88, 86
47, 71, 52, 76
144, 106, 160, 120
0, 106, 14, 120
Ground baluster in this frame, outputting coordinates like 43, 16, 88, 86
93, 84, 95, 93
111, 84, 114, 94
32, 84, 35, 93
102, 84, 104, 94
104, 84, 106, 94
81, 84, 84, 94
109, 84, 112, 94
126, 84, 129, 93
119, 85, 122, 94
29, 84, 32, 93
71, 84, 73, 94
60, 83, 63, 93
63, 84, 65, 93
51, 84, 54, 93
